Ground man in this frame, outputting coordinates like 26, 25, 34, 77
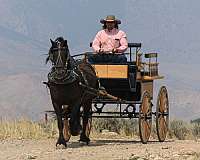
89, 15, 128, 63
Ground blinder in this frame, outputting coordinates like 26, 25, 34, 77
49, 46, 70, 67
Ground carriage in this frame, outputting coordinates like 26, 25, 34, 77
61, 42, 169, 144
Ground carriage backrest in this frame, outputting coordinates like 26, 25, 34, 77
89, 42, 142, 62
89, 42, 141, 48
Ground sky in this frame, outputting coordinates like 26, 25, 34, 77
0, 0, 200, 120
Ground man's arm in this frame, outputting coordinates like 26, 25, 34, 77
92, 31, 101, 53
116, 31, 128, 53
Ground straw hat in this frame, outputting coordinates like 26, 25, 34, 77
100, 15, 121, 24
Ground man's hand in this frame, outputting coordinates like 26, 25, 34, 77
112, 48, 118, 53
98, 48, 104, 54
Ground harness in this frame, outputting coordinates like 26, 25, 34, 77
47, 43, 87, 85
48, 68, 78, 85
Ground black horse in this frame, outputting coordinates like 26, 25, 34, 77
45, 37, 98, 147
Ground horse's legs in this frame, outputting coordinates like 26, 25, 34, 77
69, 102, 81, 136
53, 102, 66, 147
80, 101, 92, 144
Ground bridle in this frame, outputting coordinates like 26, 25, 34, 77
50, 42, 69, 68
48, 41, 78, 84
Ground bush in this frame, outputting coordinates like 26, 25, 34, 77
1, 117, 200, 140
0, 118, 58, 140
192, 123, 200, 138
92, 118, 138, 136
170, 119, 193, 140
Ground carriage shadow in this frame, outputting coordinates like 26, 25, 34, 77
67, 139, 174, 148
92, 139, 173, 145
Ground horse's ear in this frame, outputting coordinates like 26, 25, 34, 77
50, 39, 54, 46
64, 40, 68, 47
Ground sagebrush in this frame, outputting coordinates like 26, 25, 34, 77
0, 118, 200, 140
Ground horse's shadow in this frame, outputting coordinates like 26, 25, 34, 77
67, 139, 174, 148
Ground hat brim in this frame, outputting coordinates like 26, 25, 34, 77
100, 19, 121, 24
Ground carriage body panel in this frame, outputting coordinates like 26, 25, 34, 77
93, 64, 128, 78
93, 63, 156, 100
98, 78, 141, 101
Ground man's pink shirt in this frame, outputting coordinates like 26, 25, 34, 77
92, 28, 128, 54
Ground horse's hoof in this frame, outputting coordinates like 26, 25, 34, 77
56, 138, 67, 148
56, 144, 67, 149
79, 135, 90, 145
56, 143, 67, 149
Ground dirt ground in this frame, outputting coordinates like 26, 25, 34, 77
0, 136, 200, 160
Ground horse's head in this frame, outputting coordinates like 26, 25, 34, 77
46, 37, 70, 69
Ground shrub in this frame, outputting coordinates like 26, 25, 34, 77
170, 119, 193, 140
191, 123, 200, 138
0, 118, 57, 140
92, 118, 138, 136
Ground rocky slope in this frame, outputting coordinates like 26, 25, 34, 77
0, 0, 200, 121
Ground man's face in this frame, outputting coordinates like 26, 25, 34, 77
106, 21, 115, 31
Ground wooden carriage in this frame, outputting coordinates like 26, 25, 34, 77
65, 43, 169, 144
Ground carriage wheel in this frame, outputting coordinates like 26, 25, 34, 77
85, 117, 92, 138
139, 91, 152, 144
84, 109, 92, 138
156, 86, 169, 142
63, 118, 71, 142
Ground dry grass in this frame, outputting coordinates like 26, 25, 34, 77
0, 118, 200, 140
169, 119, 200, 140
92, 118, 138, 136
0, 118, 57, 140
92, 118, 200, 140
193, 152, 200, 160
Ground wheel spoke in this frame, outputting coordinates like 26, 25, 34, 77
162, 117, 168, 134
162, 124, 166, 137
160, 95, 163, 112
144, 121, 148, 140
158, 114, 168, 140
146, 120, 151, 131
160, 93, 165, 112
142, 120, 146, 137
143, 120, 149, 141
159, 116, 164, 138
145, 120, 151, 138
140, 113, 145, 119
144, 98, 149, 113
146, 108, 151, 117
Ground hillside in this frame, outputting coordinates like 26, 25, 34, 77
0, 0, 200, 121
0, 73, 51, 120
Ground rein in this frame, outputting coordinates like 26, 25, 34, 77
53, 43, 69, 68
